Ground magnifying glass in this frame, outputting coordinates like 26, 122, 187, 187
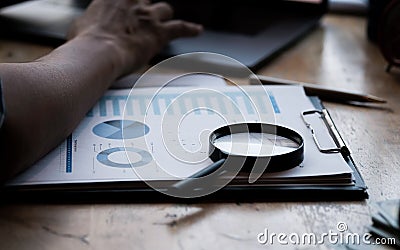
173, 123, 304, 190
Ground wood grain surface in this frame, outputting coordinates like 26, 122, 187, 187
0, 14, 399, 250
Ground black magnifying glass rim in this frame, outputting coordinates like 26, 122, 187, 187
209, 123, 304, 173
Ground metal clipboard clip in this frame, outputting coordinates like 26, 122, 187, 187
301, 109, 350, 156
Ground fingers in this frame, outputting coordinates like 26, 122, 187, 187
136, 2, 174, 22
148, 2, 174, 21
163, 20, 203, 40
134, 2, 203, 40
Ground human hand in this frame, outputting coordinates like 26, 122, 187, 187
68, 0, 202, 77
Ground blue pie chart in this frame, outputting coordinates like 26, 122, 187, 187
92, 120, 149, 139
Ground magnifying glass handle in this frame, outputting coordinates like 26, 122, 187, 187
172, 159, 226, 190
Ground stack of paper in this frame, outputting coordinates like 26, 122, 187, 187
7, 75, 354, 189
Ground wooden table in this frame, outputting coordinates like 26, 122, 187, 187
1, 14, 399, 250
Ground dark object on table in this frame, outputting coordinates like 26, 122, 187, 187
377, 0, 400, 72
369, 199, 400, 248
367, 0, 392, 42
0, 0, 327, 71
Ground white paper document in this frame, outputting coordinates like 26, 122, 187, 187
8, 84, 353, 187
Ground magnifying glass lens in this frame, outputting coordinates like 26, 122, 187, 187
212, 132, 300, 157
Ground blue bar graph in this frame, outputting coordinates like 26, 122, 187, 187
86, 91, 281, 117
268, 91, 281, 114
87, 95, 127, 117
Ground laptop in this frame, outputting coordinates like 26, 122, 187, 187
0, 0, 327, 71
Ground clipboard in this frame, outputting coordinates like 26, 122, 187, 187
0, 95, 368, 203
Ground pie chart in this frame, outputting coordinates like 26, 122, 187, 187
97, 147, 152, 168
92, 120, 149, 139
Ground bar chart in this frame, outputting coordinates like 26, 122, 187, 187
86, 89, 280, 118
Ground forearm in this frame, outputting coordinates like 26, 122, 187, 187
0, 0, 202, 181
0, 36, 125, 180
